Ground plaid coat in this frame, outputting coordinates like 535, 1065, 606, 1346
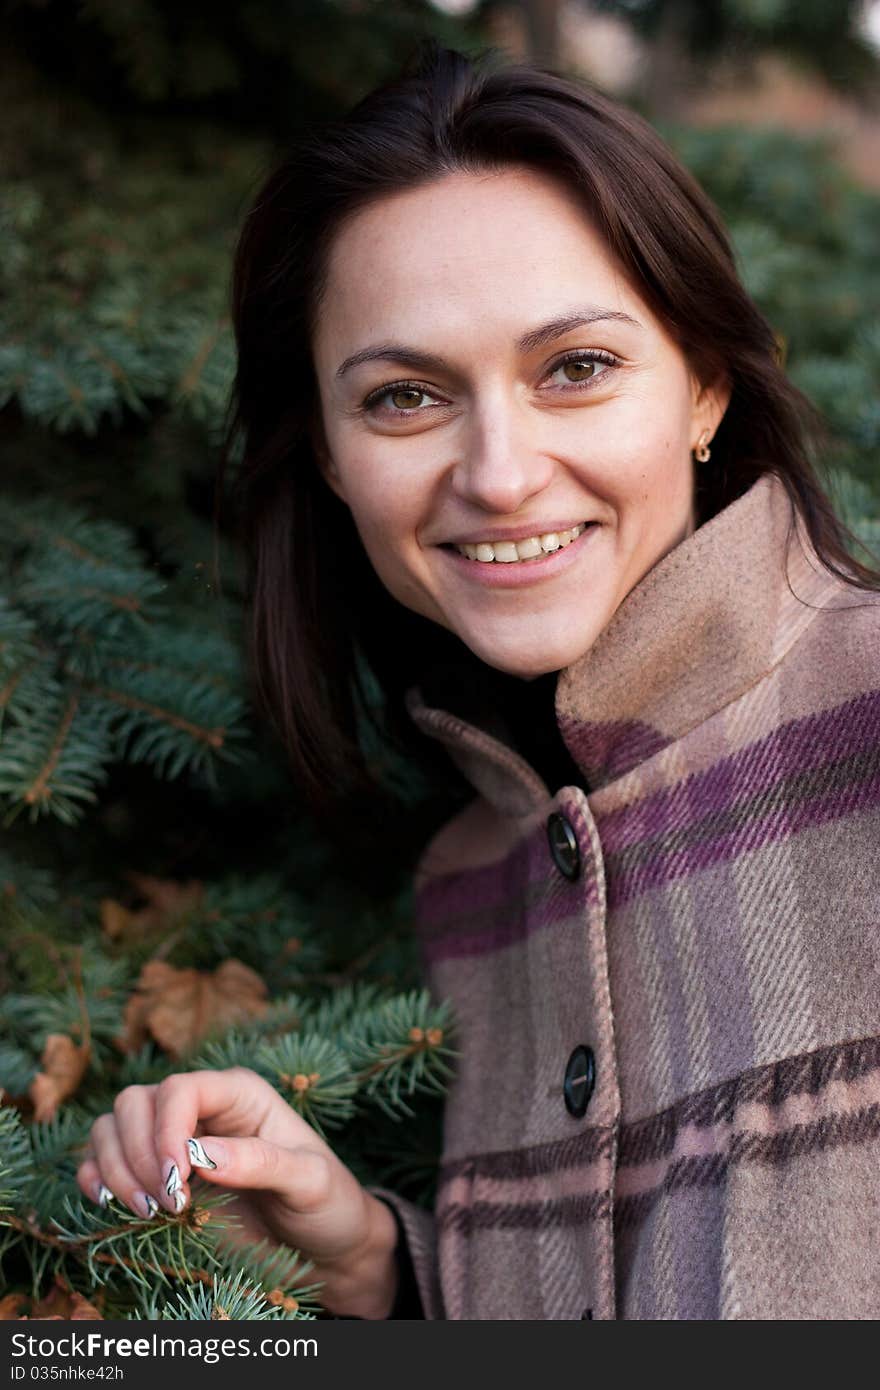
369, 471, 880, 1319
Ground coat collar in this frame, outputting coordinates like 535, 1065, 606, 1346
406, 472, 847, 814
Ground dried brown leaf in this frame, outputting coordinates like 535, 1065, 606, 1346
118, 958, 269, 1057
0, 1294, 27, 1319
28, 1034, 91, 1122
28, 1277, 103, 1320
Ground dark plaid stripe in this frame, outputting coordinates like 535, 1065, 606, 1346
615, 1103, 880, 1232
602, 681, 880, 861
558, 714, 668, 786
619, 1032, 880, 1165
416, 810, 601, 962
434, 1035, 880, 1217
438, 1035, 880, 1185
441, 1126, 614, 1182
419, 877, 574, 958
600, 692, 880, 908
416, 830, 543, 931
438, 1189, 611, 1235
417, 696, 880, 950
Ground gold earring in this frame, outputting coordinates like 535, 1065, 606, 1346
694, 430, 712, 463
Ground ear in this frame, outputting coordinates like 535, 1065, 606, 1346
309, 412, 349, 505
691, 370, 733, 451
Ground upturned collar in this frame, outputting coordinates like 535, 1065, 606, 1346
406, 472, 848, 815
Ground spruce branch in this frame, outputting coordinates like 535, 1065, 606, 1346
0, 494, 250, 823
343, 992, 458, 1121
133, 1268, 312, 1321
0, 1099, 32, 1211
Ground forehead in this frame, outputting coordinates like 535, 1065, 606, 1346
313, 166, 649, 357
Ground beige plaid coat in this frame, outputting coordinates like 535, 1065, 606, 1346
370, 471, 880, 1318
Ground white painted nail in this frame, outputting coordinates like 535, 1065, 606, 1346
142, 1193, 160, 1217
164, 1162, 183, 1198
186, 1137, 217, 1170
172, 1188, 187, 1213
96, 1183, 113, 1207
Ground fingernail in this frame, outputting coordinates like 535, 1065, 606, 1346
162, 1160, 188, 1212
140, 1193, 160, 1218
186, 1137, 218, 1170
95, 1183, 113, 1207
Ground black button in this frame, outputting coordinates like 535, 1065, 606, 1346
563, 1044, 596, 1118
547, 812, 580, 880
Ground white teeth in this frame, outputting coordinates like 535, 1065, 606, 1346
515, 537, 543, 560
455, 523, 588, 562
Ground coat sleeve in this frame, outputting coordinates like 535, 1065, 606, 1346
367, 1186, 443, 1319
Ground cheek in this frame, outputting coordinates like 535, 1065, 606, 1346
579, 398, 688, 476
358, 534, 440, 624
342, 460, 425, 552
347, 494, 409, 563
341, 479, 430, 606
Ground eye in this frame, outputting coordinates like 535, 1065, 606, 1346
362, 382, 440, 416
545, 349, 619, 390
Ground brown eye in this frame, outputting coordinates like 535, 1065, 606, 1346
562, 359, 598, 383
389, 388, 425, 410
548, 350, 618, 391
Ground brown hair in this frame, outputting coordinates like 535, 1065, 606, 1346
219, 39, 879, 824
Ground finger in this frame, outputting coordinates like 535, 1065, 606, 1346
87, 1112, 163, 1219
112, 1085, 175, 1213
152, 1067, 305, 1204
184, 1134, 331, 1208
75, 1154, 114, 1209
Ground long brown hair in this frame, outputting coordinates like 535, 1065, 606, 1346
219, 38, 880, 824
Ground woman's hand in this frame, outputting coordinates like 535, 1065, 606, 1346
75, 1066, 400, 1319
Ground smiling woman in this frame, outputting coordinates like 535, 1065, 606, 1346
217, 40, 880, 1320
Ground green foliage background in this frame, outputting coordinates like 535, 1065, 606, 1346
1, 0, 878, 1317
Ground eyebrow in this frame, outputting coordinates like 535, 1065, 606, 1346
333, 306, 642, 380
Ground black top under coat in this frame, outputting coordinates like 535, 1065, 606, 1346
419, 658, 586, 796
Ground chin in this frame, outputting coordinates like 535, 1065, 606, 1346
465, 632, 588, 680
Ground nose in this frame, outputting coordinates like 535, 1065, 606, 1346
449, 389, 555, 516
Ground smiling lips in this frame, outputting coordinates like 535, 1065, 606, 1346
453, 522, 590, 564
442, 519, 599, 587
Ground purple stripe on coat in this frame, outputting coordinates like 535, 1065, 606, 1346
558, 715, 668, 786
600, 688, 880, 856
417, 808, 600, 963
598, 694, 880, 908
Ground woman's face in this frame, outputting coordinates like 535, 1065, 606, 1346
311, 165, 730, 678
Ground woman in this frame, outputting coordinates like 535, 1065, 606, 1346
77, 41, 880, 1319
